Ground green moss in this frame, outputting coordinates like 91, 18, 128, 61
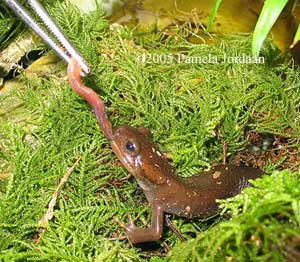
0, 4, 23, 48
0, 1, 300, 261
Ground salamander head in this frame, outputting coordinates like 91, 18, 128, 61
110, 125, 173, 185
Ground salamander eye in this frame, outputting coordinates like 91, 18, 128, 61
124, 140, 139, 154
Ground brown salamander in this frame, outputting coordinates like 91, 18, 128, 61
67, 59, 262, 244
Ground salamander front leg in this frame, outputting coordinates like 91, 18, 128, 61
115, 204, 164, 244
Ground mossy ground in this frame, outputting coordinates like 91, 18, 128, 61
0, 1, 300, 261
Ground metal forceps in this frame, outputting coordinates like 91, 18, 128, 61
3, 0, 90, 76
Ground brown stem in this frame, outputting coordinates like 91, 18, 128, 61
165, 215, 186, 242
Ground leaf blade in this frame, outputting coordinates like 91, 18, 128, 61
290, 23, 300, 49
252, 0, 288, 57
205, 0, 223, 33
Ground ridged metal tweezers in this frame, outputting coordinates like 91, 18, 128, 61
3, 0, 90, 76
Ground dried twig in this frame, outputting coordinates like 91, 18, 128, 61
165, 215, 186, 242
0, 172, 11, 180
38, 157, 81, 228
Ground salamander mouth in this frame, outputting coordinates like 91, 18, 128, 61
110, 140, 136, 175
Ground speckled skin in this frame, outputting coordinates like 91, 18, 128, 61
67, 59, 263, 244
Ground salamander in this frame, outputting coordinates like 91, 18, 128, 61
67, 59, 262, 244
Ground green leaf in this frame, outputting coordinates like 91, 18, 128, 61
205, 0, 222, 33
252, 0, 288, 57
290, 23, 300, 49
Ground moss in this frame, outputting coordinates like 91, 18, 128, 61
0, 1, 300, 261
